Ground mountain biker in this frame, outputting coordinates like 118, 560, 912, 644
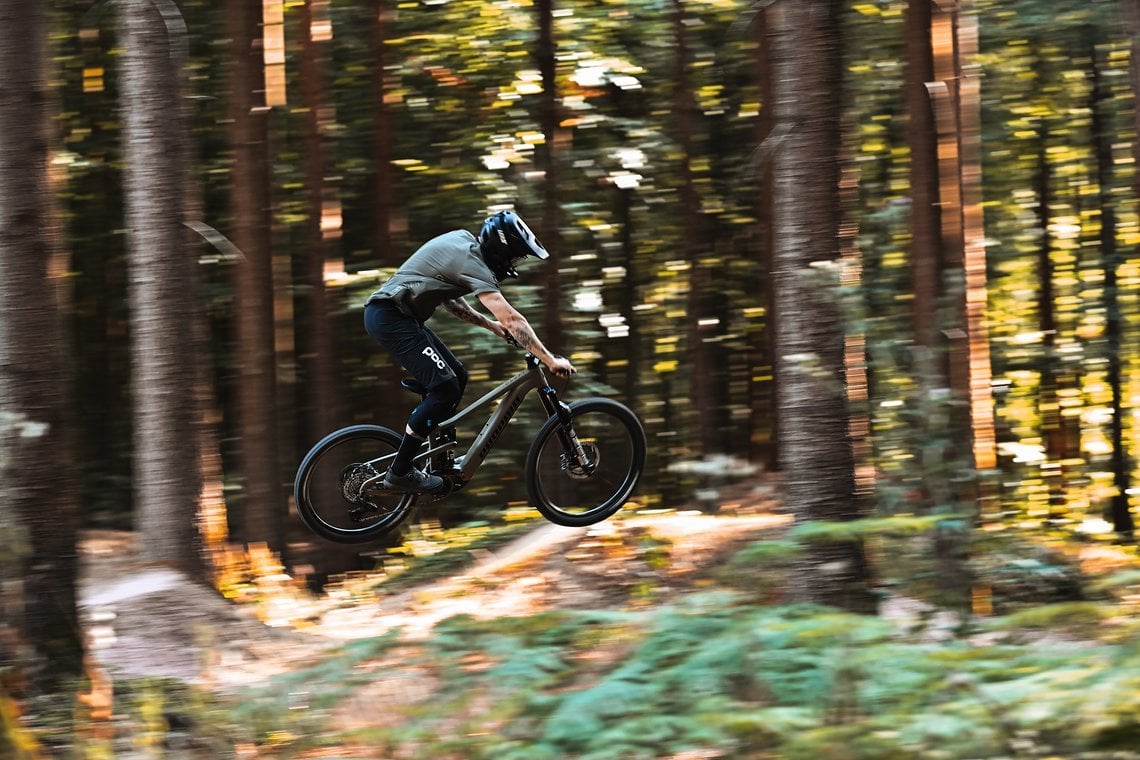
364, 210, 577, 493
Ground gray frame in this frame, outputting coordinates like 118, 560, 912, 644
362, 360, 550, 488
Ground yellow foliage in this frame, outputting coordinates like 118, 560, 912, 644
1, 692, 42, 759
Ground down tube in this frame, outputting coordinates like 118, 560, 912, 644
459, 377, 540, 480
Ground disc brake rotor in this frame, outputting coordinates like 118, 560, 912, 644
563, 443, 600, 480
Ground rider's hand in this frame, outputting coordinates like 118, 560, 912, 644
547, 356, 576, 378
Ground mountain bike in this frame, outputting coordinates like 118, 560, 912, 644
294, 352, 647, 544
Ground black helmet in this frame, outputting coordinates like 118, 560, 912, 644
477, 210, 549, 280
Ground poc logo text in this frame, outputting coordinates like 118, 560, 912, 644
422, 346, 448, 371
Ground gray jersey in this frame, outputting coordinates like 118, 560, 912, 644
366, 230, 500, 322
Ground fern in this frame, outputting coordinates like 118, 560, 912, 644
986, 601, 1113, 635
1089, 568, 1140, 595
218, 574, 1140, 759
789, 514, 964, 544
542, 678, 658, 747
727, 538, 802, 566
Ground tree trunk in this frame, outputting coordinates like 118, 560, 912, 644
1121, 0, 1140, 539
299, 0, 341, 446
371, 0, 394, 266
118, 0, 204, 572
1035, 122, 1069, 519
928, 5, 971, 448
923, 1, 986, 611
930, 5, 995, 480
674, 0, 715, 455
228, 0, 283, 550
298, 0, 368, 577
0, 0, 84, 692
907, 0, 943, 357
536, 0, 565, 352
617, 187, 641, 402
747, 5, 775, 469
1089, 37, 1134, 538
906, 0, 955, 595
753, 5, 778, 470
955, 10, 996, 479
767, 0, 873, 612
180, 17, 230, 576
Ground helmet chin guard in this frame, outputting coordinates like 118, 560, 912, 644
478, 210, 548, 279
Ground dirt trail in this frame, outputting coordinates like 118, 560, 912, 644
308, 513, 788, 641
79, 509, 789, 691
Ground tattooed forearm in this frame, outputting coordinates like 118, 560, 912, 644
443, 298, 488, 328
503, 315, 550, 360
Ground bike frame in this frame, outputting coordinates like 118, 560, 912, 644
362, 354, 567, 490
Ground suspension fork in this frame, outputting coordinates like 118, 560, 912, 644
537, 385, 593, 468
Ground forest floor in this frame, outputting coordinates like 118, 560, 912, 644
68, 476, 1140, 758
77, 476, 786, 695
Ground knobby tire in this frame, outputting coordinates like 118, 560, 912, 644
294, 424, 417, 544
525, 398, 646, 527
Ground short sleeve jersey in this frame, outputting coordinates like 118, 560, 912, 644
366, 230, 500, 322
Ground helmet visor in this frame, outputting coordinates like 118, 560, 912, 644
512, 215, 549, 260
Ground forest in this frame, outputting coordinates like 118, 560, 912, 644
4, 0, 1140, 756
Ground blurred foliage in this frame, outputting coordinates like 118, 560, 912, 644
13, 0, 1140, 751
33, 592, 1140, 758
7, 515, 1134, 757
41, 0, 1140, 544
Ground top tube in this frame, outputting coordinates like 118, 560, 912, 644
438, 356, 545, 430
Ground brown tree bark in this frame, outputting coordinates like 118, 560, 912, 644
1089, 37, 1134, 538
928, 3, 995, 494
955, 10, 995, 477
907, 0, 943, 355
674, 0, 716, 455
767, 0, 874, 612
907, 0, 955, 523
617, 187, 641, 402
371, 0, 394, 265
227, 0, 283, 550
1120, 0, 1140, 539
752, 5, 778, 470
297, 0, 369, 577
924, 2, 988, 610
930, 4, 994, 479
536, 0, 565, 353
118, 0, 205, 571
299, 0, 341, 443
1035, 121, 1071, 519
0, 0, 84, 692
928, 5, 969, 424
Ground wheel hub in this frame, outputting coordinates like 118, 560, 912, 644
563, 443, 600, 480
339, 462, 379, 504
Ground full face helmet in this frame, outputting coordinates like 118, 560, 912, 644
477, 210, 549, 280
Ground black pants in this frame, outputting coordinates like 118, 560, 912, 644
364, 300, 468, 436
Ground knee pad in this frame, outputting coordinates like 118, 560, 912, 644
408, 378, 463, 435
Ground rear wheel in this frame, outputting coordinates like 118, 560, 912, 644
294, 425, 417, 544
525, 398, 646, 527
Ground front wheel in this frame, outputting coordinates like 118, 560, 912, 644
294, 425, 417, 544
525, 398, 647, 527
